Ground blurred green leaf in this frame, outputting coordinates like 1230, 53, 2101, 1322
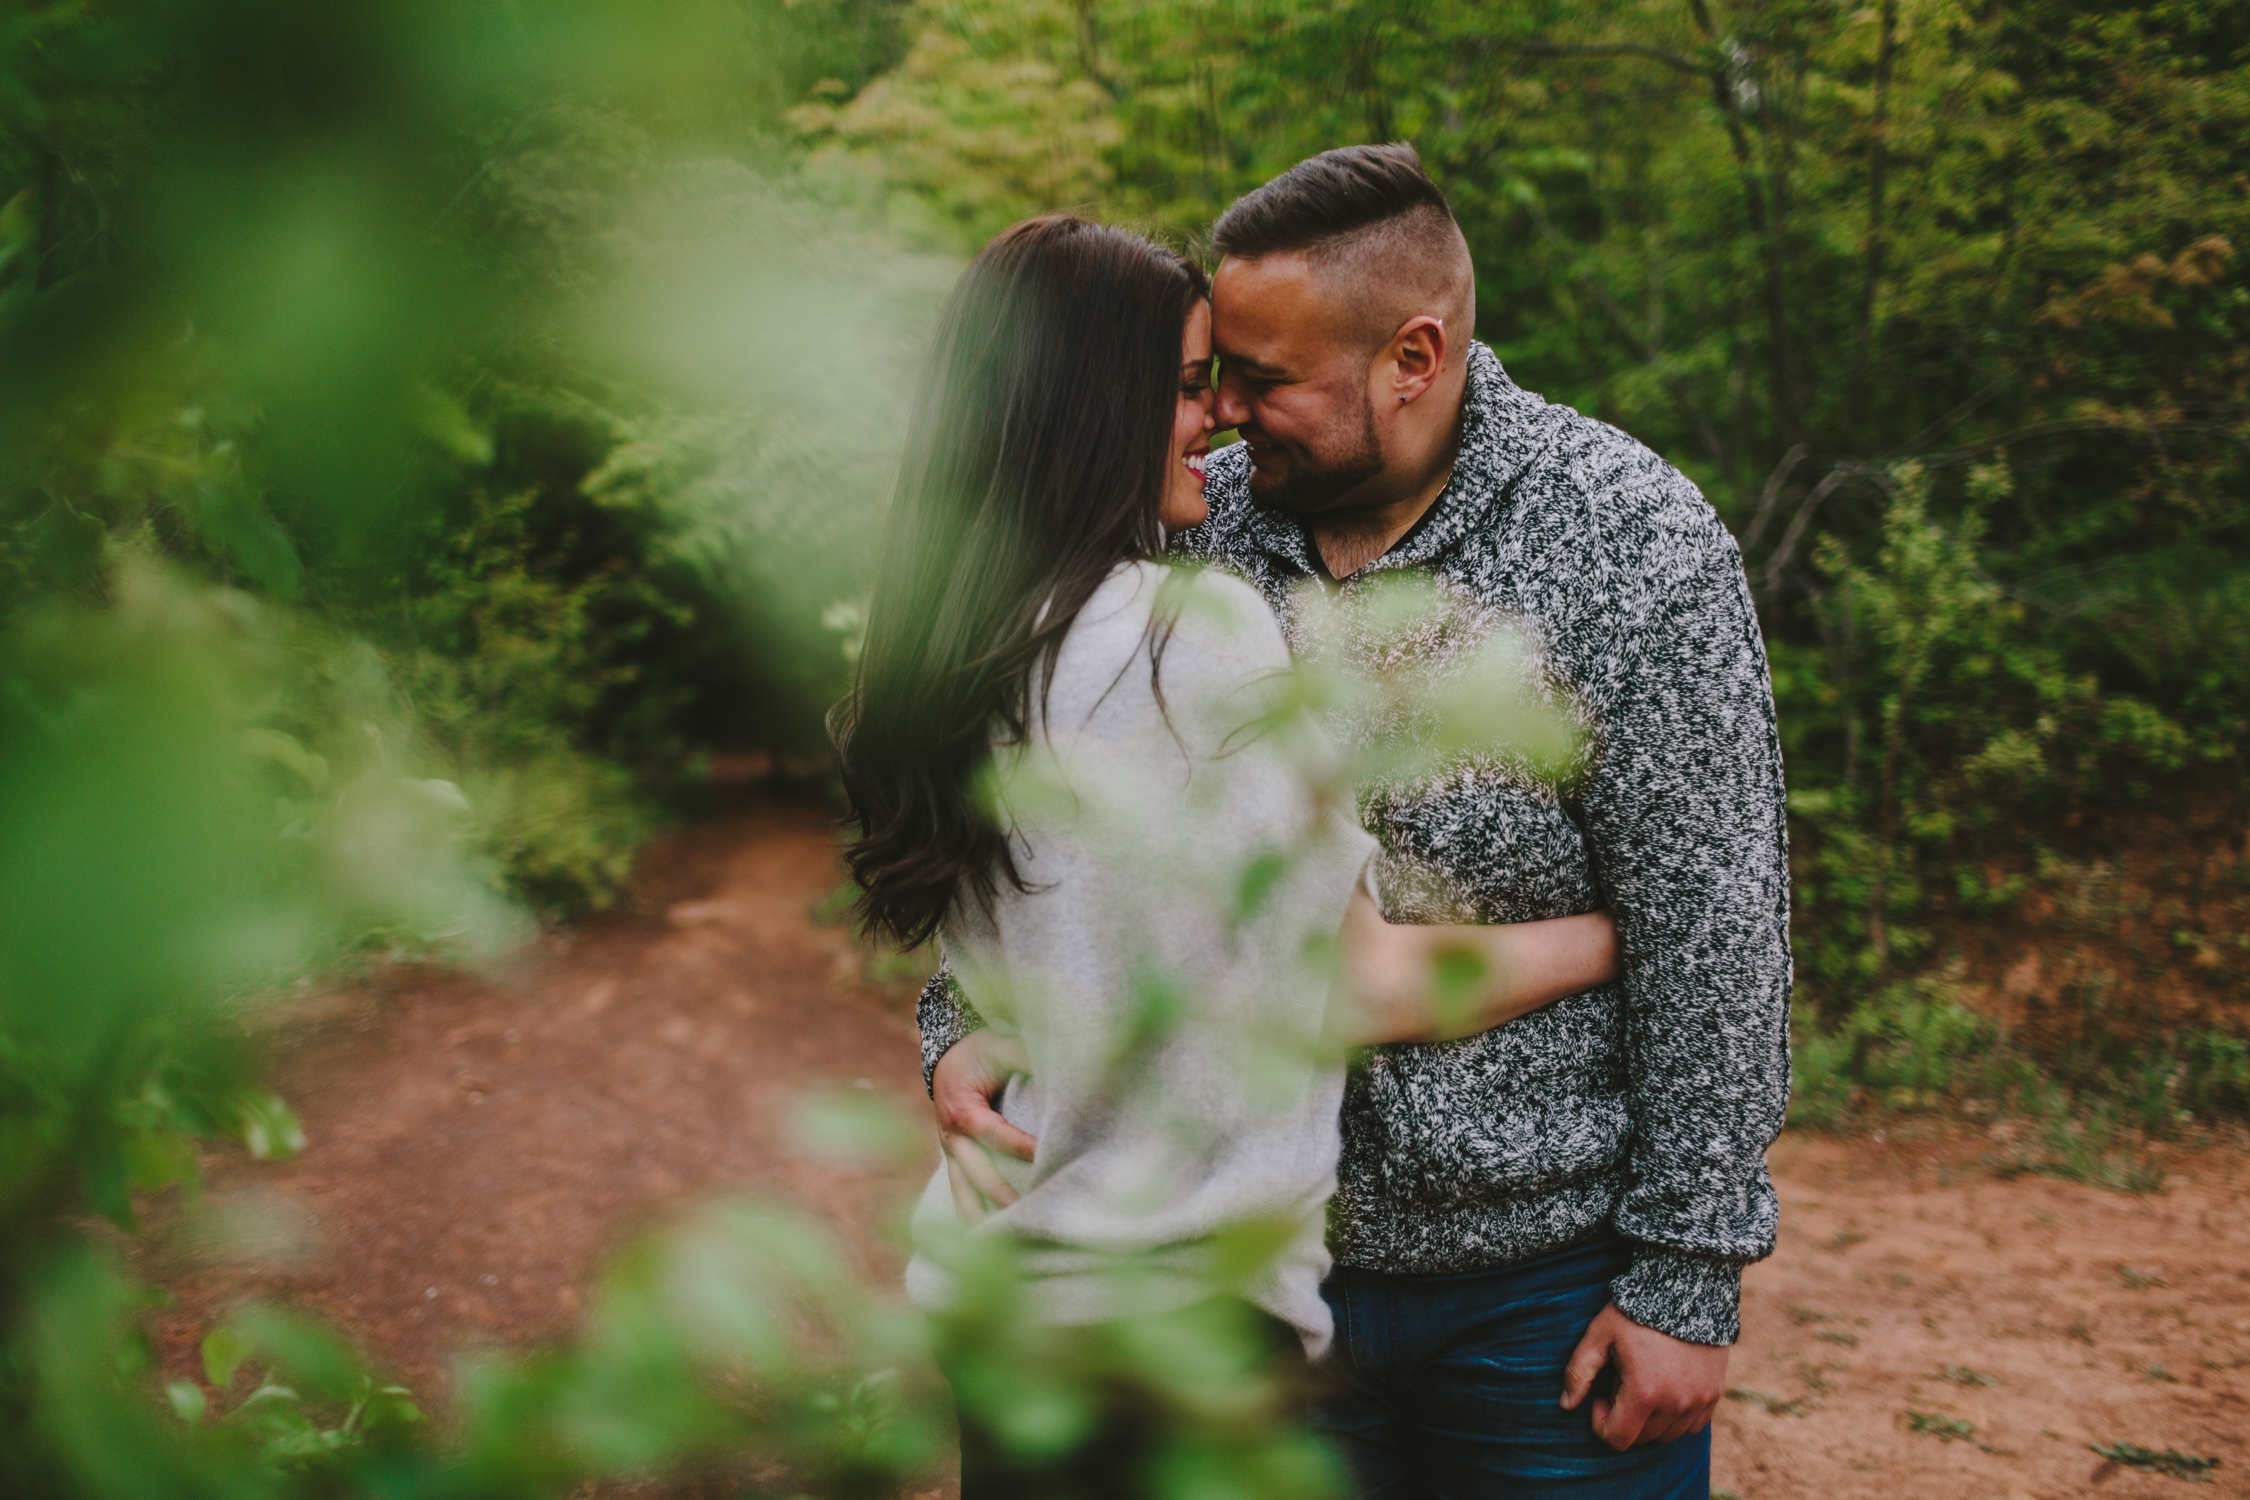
1427, 944, 1491, 1038
120, 1129, 199, 1195
0, 187, 30, 277
164, 1379, 206, 1427
360, 1384, 425, 1434
1208, 1214, 1301, 1289
241, 726, 329, 791
234, 1092, 304, 1162
1231, 851, 1288, 924
413, 387, 495, 468
786, 1088, 922, 1168
193, 486, 303, 599
228, 1303, 366, 1402
81, 1143, 136, 1232
27, 502, 105, 584
201, 1325, 250, 1391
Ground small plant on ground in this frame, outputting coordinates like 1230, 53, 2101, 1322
184, 1313, 425, 1469
2091, 1442, 2223, 1481
1939, 1365, 1997, 1386
1726, 1388, 1809, 1417
1907, 1410, 1976, 1442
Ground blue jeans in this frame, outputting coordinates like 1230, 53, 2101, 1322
1314, 1236, 1712, 1499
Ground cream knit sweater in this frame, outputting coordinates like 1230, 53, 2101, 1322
904, 560, 1375, 1354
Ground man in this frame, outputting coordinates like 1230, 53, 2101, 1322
920, 144, 1790, 1496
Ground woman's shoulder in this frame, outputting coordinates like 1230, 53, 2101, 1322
1042, 560, 1289, 733
1079, 559, 1285, 665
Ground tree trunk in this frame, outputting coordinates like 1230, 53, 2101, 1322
1848, 0, 1900, 435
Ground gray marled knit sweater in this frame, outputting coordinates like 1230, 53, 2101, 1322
919, 342, 1790, 1346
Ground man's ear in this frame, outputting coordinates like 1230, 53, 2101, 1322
1386, 316, 1447, 406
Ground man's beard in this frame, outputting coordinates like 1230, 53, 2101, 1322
1247, 394, 1385, 517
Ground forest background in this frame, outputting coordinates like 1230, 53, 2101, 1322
2, 0, 2245, 1492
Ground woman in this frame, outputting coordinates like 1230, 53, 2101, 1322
832, 215, 1618, 1497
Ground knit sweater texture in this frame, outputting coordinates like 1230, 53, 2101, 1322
919, 343, 1791, 1346
906, 561, 1377, 1353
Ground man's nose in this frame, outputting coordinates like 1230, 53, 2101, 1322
1214, 369, 1251, 431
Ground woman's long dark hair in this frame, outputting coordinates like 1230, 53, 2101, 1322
832, 215, 1209, 950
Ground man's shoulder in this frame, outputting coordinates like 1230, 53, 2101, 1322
1494, 394, 1737, 589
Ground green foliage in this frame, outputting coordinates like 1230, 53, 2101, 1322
807, 0, 2250, 1123
2090, 1441, 2223, 1481
4, 0, 2248, 1493
382, 485, 684, 911
3, 10, 1344, 1499
576, 156, 957, 752
918, 1226, 1346, 1500
791, 0, 1124, 246
1783, 463, 2198, 992
2179, 1029, 2250, 1117
0, 0, 939, 916
2001, 1077, 2170, 1193
190, 1307, 427, 1470
0, 557, 519, 1496
1906, 1410, 1977, 1442
1784, 1020, 1858, 1132
0, 566, 517, 1237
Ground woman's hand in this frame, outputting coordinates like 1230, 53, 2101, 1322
932, 1030, 1033, 1223
1333, 887, 1619, 1046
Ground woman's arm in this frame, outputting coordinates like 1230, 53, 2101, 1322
1334, 886, 1619, 1046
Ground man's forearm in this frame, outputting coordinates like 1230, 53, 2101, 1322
1579, 525, 1792, 1346
916, 962, 986, 1096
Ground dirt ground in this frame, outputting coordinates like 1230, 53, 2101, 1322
1722, 1137, 2248, 1498
140, 793, 2250, 1498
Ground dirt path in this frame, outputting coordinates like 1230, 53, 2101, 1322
142, 794, 2250, 1497
142, 794, 933, 1396
1720, 1136, 2248, 1499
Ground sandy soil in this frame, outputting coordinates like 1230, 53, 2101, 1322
139, 793, 2250, 1498
1720, 1136, 2248, 1499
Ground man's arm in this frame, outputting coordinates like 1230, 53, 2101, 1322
1572, 504, 1792, 1349
917, 961, 983, 1094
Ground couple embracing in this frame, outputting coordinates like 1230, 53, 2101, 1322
832, 145, 1791, 1500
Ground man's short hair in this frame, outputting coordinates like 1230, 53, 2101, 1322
1210, 143, 1473, 357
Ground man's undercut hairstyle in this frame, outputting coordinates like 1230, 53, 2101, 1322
1211, 142, 1474, 359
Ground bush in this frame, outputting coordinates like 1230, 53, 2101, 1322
375, 485, 687, 911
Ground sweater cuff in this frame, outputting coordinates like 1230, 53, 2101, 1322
916, 966, 986, 1097
1608, 1244, 1744, 1347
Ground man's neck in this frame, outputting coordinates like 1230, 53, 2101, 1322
1308, 387, 1468, 580
1310, 474, 1451, 579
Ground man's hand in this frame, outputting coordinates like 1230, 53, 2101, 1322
931, 1030, 1035, 1223
1558, 1300, 1728, 1450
